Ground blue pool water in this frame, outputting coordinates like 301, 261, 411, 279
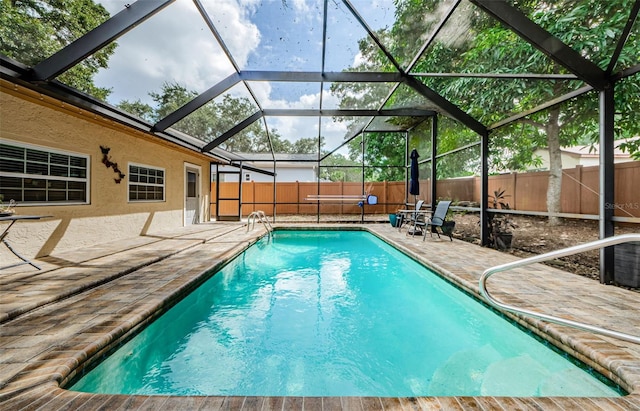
70, 230, 621, 397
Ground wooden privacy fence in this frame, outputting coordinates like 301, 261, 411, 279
212, 181, 407, 217
212, 161, 639, 218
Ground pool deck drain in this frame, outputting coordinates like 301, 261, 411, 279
1, 222, 640, 410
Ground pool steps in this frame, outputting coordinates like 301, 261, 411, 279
247, 210, 273, 237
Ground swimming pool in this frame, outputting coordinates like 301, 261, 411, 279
69, 230, 622, 397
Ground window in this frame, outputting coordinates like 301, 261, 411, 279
187, 171, 196, 197
0, 141, 89, 204
128, 163, 165, 201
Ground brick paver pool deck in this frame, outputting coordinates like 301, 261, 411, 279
1, 222, 639, 410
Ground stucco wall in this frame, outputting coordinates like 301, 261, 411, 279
0, 81, 213, 261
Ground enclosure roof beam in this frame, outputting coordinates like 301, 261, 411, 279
201, 111, 263, 152
412, 72, 579, 80
435, 141, 482, 159
229, 162, 276, 177
262, 108, 435, 117
488, 85, 593, 130
319, 121, 372, 162
29, 0, 174, 81
613, 63, 640, 80
237, 71, 404, 83
342, 0, 404, 73
403, 76, 487, 135
193, 0, 240, 72
606, 0, 640, 75
320, 0, 329, 73
374, 0, 462, 120
362, 128, 407, 133
152, 73, 241, 132
471, 0, 608, 90
405, 0, 462, 72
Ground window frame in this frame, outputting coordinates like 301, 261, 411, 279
127, 162, 166, 202
0, 140, 90, 206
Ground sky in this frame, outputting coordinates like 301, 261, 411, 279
94, 0, 399, 154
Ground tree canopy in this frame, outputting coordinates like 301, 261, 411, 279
0, 0, 115, 100
117, 82, 321, 155
333, 0, 639, 222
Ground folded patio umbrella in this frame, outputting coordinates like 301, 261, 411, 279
409, 148, 420, 197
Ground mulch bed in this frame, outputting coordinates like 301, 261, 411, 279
450, 212, 639, 289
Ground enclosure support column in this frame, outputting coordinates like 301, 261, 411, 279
599, 84, 615, 284
213, 163, 219, 220
361, 132, 366, 223
273, 160, 277, 222
480, 130, 490, 246
238, 162, 244, 219
405, 132, 409, 206
430, 116, 438, 208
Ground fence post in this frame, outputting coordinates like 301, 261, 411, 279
511, 172, 517, 210
383, 180, 388, 213
576, 165, 583, 214
296, 181, 300, 215
248, 181, 252, 214
339, 180, 344, 215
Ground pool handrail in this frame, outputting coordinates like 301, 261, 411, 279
479, 233, 640, 344
246, 210, 272, 237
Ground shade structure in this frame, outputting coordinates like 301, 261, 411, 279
409, 149, 420, 196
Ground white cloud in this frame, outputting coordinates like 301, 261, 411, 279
244, 82, 272, 105
291, 0, 311, 14
299, 93, 319, 108
257, 87, 348, 152
96, 0, 259, 106
352, 51, 367, 68
204, 0, 261, 68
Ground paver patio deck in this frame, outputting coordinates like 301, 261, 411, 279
1, 221, 639, 410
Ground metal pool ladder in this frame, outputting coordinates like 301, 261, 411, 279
479, 233, 640, 344
246, 210, 273, 237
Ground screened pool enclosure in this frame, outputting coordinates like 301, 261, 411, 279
1, 0, 638, 282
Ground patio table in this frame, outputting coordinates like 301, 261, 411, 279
0, 214, 51, 270
396, 208, 432, 233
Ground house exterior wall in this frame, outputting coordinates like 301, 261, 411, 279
247, 167, 316, 182
0, 81, 212, 260
534, 148, 633, 170
533, 148, 581, 170
218, 164, 317, 182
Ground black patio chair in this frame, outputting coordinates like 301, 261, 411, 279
415, 200, 454, 241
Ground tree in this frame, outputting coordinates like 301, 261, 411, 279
119, 83, 326, 155
363, 132, 406, 181
0, 0, 116, 100
291, 136, 322, 154
319, 152, 363, 182
438, 0, 640, 224
117, 100, 155, 123
335, 0, 640, 225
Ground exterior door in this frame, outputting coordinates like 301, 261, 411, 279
184, 167, 200, 226
215, 168, 242, 221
